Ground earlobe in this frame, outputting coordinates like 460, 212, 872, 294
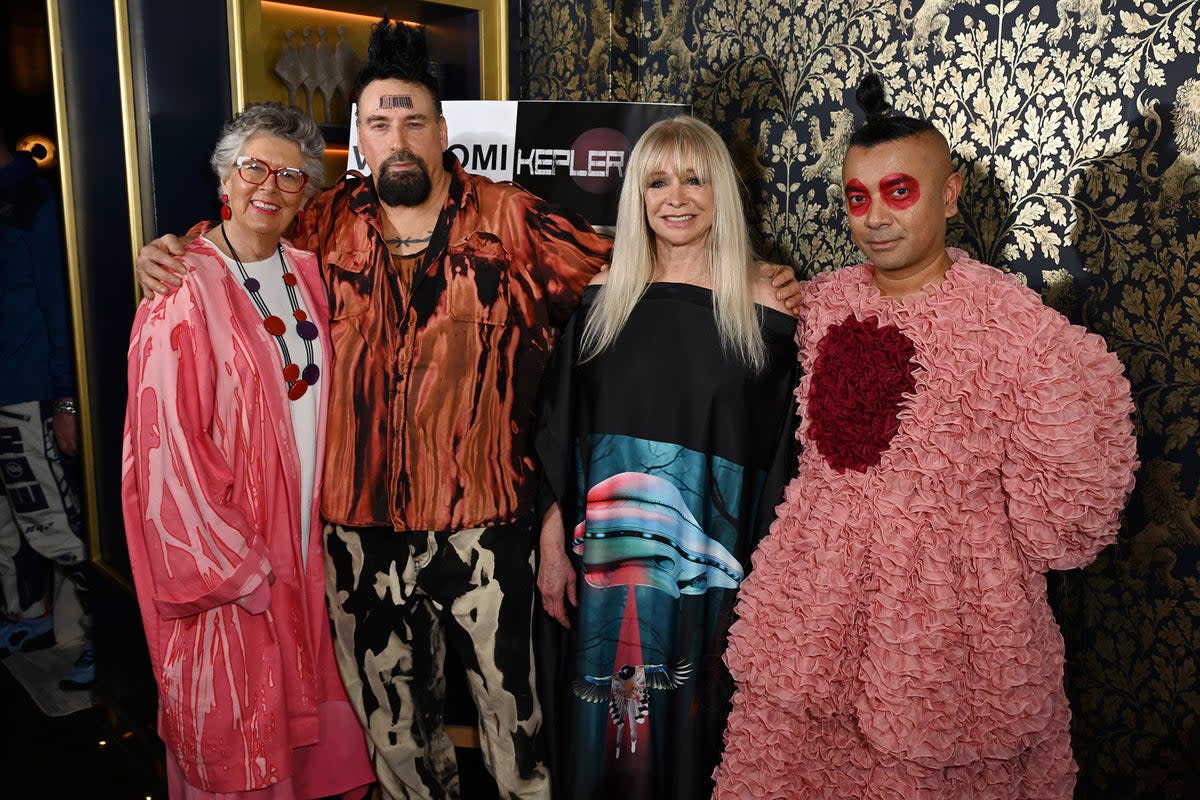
943, 172, 963, 218
219, 178, 233, 219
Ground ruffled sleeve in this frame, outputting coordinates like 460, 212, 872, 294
1000, 304, 1138, 571
122, 270, 272, 620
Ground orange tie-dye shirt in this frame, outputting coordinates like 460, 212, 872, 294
297, 157, 611, 532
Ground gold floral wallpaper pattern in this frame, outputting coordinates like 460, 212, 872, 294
521, 1, 1200, 797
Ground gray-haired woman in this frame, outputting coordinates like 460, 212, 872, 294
122, 102, 374, 799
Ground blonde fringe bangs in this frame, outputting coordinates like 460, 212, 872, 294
581, 116, 766, 371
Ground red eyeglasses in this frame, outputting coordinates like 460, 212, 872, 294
234, 156, 309, 193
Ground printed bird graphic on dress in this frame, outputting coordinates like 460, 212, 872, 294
572, 472, 735, 756
573, 661, 694, 757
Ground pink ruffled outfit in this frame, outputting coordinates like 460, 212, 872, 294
714, 250, 1138, 799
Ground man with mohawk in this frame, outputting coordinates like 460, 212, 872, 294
280, 19, 606, 799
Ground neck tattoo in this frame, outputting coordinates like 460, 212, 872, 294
221, 224, 320, 401
386, 233, 433, 248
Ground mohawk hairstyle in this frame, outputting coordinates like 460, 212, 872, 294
352, 16, 441, 114
848, 73, 940, 148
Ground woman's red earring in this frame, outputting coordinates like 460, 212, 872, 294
220, 193, 232, 221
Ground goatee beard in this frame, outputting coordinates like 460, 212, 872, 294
376, 151, 432, 206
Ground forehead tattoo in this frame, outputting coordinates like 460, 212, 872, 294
379, 94, 413, 109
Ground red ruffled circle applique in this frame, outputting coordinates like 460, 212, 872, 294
807, 314, 918, 472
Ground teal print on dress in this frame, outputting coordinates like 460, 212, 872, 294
573, 471, 744, 596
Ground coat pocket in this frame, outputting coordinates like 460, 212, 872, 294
326, 247, 372, 320
446, 232, 513, 326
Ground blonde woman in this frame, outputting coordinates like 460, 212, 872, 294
536, 116, 798, 799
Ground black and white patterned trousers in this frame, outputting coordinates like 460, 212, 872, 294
0, 400, 89, 620
324, 521, 549, 800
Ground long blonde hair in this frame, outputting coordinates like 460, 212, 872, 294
581, 115, 765, 370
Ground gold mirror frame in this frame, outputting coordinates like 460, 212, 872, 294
45, 0, 143, 587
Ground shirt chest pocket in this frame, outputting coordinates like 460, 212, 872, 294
446, 234, 514, 326
326, 247, 372, 320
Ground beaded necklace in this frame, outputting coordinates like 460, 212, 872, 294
221, 224, 320, 400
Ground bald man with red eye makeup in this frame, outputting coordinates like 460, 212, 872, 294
841, 128, 963, 297
713, 75, 1138, 800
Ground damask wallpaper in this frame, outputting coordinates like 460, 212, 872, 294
520, 1, 1200, 797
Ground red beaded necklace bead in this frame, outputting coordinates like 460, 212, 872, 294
221, 224, 320, 400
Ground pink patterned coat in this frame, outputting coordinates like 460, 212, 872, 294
122, 236, 372, 796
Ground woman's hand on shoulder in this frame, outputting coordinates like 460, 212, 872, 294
755, 261, 801, 316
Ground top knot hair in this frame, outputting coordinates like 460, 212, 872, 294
352, 15, 442, 113
848, 73, 939, 148
855, 73, 892, 123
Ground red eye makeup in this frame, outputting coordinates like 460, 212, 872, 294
879, 173, 921, 210
845, 179, 871, 216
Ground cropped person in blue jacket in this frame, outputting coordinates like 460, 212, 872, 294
0, 128, 92, 690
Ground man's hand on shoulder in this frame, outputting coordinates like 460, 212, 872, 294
137, 234, 194, 297
758, 261, 802, 314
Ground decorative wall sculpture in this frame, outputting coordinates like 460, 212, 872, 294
522, 2, 1200, 797
272, 26, 359, 124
